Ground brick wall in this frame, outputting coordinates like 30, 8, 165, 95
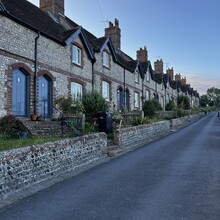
0, 133, 107, 208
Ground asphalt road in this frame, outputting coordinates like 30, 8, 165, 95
0, 113, 220, 220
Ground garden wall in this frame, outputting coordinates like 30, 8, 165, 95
0, 133, 108, 208
114, 113, 205, 152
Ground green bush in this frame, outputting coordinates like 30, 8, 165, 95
55, 96, 73, 115
143, 100, 162, 118
177, 95, 190, 110
82, 90, 109, 117
0, 115, 26, 138
165, 100, 176, 111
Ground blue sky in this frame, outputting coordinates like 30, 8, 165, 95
29, 0, 220, 95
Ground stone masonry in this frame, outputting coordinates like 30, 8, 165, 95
0, 133, 107, 208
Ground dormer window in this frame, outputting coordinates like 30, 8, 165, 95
146, 69, 150, 81
135, 69, 139, 83
72, 45, 81, 66
103, 51, 109, 68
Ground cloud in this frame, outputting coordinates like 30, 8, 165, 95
183, 73, 220, 95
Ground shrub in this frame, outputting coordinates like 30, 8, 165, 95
165, 100, 176, 111
55, 96, 74, 115
0, 115, 25, 137
177, 95, 190, 110
82, 90, 109, 117
143, 100, 162, 118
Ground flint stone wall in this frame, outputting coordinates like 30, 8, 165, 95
114, 113, 205, 152
0, 133, 107, 208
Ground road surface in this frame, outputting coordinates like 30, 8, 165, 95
0, 112, 219, 220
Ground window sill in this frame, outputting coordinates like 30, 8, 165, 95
72, 62, 82, 68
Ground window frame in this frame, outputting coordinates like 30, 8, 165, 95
102, 80, 110, 101
103, 51, 110, 68
146, 90, 150, 101
146, 69, 150, 82
72, 45, 82, 66
135, 69, 139, 84
134, 92, 140, 108
70, 82, 83, 102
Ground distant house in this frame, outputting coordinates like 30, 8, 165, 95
0, 0, 199, 118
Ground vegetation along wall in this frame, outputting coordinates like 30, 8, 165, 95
0, 133, 107, 208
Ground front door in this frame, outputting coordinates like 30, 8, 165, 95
12, 69, 28, 117
38, 76, 51, 118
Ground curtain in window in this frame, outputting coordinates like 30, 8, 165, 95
102, 81, 110, 101
71, 82, 82, 101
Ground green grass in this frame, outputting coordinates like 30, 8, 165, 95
0, 137, 63, 152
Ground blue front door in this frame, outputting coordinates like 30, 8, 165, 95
125, 90, 130, 111
12, 69, 28, 117
117, 88, 123, 110
38, 76, 51, 118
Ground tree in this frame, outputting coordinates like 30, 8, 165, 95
177, 95, 190, 110
165, 100, 176, 111
207, 87, 220, 107
200, 95, 209, 107
82, 90, 109, 117
143, 100, 162, 118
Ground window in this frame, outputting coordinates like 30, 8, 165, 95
135, 69, 139, 83
161, 83, 163, 90
102, 81, 110, 101
71, 82, 82, 101
146, 90, 150, 100
134, 92, 139, 108
72, 45, 81, 65
146, 69, 150, 81
103, 51, 109, 68
161, 96, 164, 108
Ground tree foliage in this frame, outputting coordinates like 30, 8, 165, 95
165, 100, 176, 111
207, 87, 220, 107
143, 100, 162, 118
200, 95, 209, 107
82, 90, 109, 117
177, 95, 190, 110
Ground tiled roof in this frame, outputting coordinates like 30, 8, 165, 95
1, 0, 66, 43
1, 0, 137, 72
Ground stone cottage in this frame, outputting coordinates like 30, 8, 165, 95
0, 0, 199, 118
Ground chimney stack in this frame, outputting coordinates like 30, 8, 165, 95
136, 46, 148, 63
166, 67, 174, 80
175, 73, 181, 82
154, 59, 163, 74
181, 77, 186, 85
105, 18, 121, 50
40, 0, 64, 17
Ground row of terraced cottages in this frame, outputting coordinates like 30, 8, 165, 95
0, 0, 199, 118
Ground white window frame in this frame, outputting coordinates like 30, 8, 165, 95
146, 69, 150, 82
134, 92, 139, 108
103, 51, 109, 68
72, 45, 81, 66
146, 90, 150, 100
102, 81, 110, 101
135, 69, 139, 83
71, 82, 83, 102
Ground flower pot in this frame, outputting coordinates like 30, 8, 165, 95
31, 114, 38, 121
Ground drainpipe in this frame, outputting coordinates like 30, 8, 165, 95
34, 31, 40, 115
123, 68, 126, 113
92, 61, 95, 91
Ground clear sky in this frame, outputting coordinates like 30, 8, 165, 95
29, 0, 220, 95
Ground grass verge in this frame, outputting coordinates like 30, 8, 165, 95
0, 137, 63, 152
